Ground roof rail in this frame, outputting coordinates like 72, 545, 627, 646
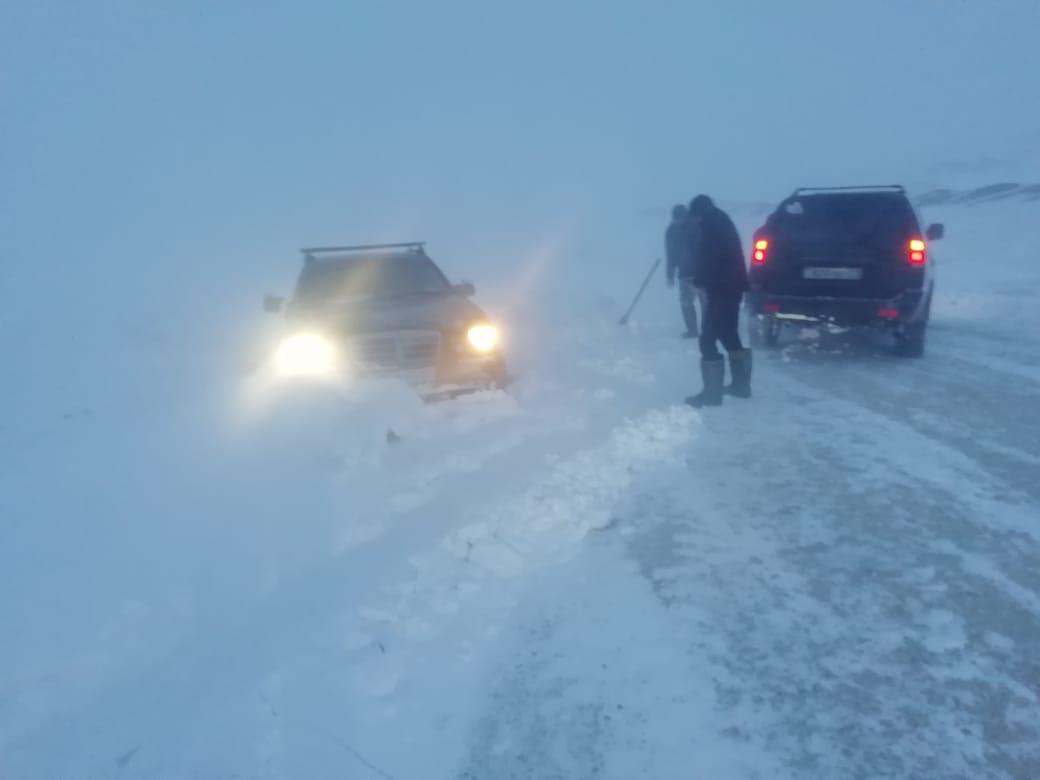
300, 241, 427, 258
792, 185, 905, 196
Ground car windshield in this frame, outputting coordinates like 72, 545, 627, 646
293, 253, 450, 305
769, 193, 919, 243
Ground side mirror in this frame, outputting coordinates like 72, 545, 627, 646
263, 295, 285, 313
926, 223, 945, 241
452, 281, 476, 298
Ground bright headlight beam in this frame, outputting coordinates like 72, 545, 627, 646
275, 332, 338, 377
466, 323, 499, 353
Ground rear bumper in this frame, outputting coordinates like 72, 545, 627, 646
747, 289, 925, 326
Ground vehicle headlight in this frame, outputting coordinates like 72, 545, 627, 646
466, 323, 499, 353
275, 332, 338, 377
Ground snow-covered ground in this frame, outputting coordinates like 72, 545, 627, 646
2, 197, 1039, 778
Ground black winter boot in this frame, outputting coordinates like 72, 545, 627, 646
686, 358, 725, 408
724, 349, 752, 399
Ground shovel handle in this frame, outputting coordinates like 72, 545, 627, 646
619, 257, 663, 326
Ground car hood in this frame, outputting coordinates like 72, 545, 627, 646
290, 293, 488, 335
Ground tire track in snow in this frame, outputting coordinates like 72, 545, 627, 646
623, 425, 1039, 776
345, 405, 700, 701
768, 330, 1040, 503
455, 515, 789, 780
771, 363, 1040, 617
613, 361, 1040, 778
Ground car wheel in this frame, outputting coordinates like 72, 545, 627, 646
750, 315, 781, 349
895, 322, 926, 357
895, 295, 931, 358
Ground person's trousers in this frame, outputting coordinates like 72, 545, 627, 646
699, 292, 744, 360
678, 278, 703, 336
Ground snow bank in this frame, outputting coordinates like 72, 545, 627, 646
924, 200, 1040, 338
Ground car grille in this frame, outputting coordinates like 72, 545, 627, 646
350, 330, 441, 372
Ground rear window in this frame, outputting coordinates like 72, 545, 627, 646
767, 193, 919, 244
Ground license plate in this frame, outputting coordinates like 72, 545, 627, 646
803, 267, 863, 281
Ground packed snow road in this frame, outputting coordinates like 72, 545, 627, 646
2, 201, 1039, 778
461, 329, 1040, 780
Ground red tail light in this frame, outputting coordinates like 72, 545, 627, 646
908, 238, 926, 265
878, 307, 900, 319
752, 238, 769, 265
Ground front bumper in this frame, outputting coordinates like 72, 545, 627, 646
340, 328, 507, 388
408, 353, 507, 402
349, 353, 507, 398
747, 289, 925, 327
435, 352, 509, 388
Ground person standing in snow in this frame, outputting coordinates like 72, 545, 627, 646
664, 204, 701, 338
685, 194, 752, 408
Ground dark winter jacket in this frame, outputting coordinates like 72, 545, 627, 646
690, 198, 749, 295
665, 217, 700, 281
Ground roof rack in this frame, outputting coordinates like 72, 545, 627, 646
792, 185, 905, 196
300, 242, 427, 259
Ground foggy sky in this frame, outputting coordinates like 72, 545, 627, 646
2, 0, 1039, 299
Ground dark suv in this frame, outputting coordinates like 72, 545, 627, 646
263, 242, 509, 398
747, 186, 943, 356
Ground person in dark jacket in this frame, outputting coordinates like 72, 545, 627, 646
686, 194, 752, 408
664, 204, 701, 337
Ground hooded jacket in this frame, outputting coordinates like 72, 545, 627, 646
689, 196, 749, 295
665, 211, 700, 281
